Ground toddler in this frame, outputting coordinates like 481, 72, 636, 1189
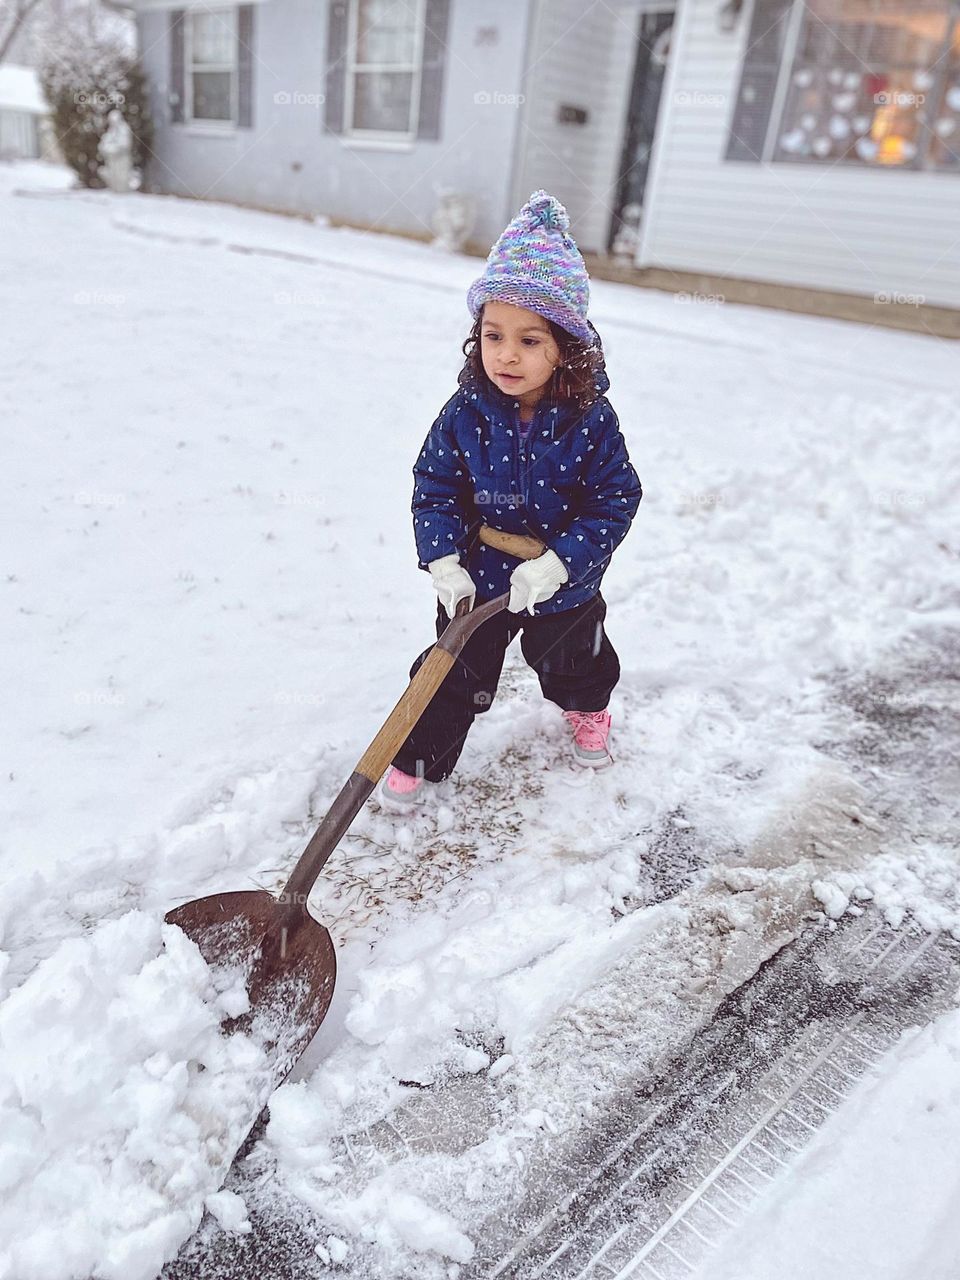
379, 191, 642, 811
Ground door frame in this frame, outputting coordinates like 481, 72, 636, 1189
609, 2, 678, 256
635, 0, 695, 267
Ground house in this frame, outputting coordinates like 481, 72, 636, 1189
131, 0, 960, 319
641, 0, 960, 317
0, 64, 48, 160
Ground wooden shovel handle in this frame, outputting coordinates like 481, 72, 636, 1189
355, 592, 507, 780
281, 592, 510, 903
353, 531, 543, 787
478, 524, 545, 560
354, 647, 457, 781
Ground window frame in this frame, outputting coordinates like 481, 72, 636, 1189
729, 0, 960, 172
186, 6, 239, 129
343, 0, 427, 141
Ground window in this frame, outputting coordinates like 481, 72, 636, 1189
930, 19, 960, 164
727, 0, 960, 170
188, 8, 238, 124
345, 0, 426, 136
323, 0, 448, 141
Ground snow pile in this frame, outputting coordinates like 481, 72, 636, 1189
695, 1006, 960, 1280
0, 914, 264, 1280
812, 856, 960, 937
261, 1072, 481, 1265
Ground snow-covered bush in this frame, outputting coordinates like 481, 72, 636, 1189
38, 19, 152, 189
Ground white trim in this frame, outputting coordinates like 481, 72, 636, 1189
339, 136, 415, 151
761, 0, 805, 162
183, 125, 240, 138
185, 6, 238, 127
635, 0, 684, 268
607, 4, 676, 253
343, 0, 426, 141
509, 0, 545, 217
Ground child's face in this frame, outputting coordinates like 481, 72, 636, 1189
479, 302, 561, 408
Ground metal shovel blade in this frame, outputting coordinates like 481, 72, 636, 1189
166, 891, 337, 1089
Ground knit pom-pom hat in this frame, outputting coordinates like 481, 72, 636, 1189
467, 190, 593, 345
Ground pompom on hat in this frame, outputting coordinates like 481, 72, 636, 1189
467, 190, 593, 345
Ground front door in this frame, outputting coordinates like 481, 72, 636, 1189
609, 9, 674, 256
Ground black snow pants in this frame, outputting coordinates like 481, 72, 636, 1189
391, 591, 621, 784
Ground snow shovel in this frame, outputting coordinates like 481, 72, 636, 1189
165, 525, 545, 1096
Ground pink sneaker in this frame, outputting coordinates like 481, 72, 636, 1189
377, 766, 427, 813
563, 709, 613, 768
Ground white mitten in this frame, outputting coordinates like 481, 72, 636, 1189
428, 553, 477, 619
508, 549, 569, 615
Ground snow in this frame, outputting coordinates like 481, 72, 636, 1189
204, 1191, 252, 1235
693, 1006, 960, 1280
1, 161, 958, 1275
812, 876, 852, 920
0, 915, 267, 1280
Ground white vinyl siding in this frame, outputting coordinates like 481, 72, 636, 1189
0, 109, 39, 159
512, 0, 638, 253
638, 0, 960, 307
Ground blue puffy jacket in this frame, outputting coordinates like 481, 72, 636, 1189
412, 368, 642, 616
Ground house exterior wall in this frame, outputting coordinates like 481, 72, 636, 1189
512, 0, 638, 253
639, 0, 960, 308
136, 0, 533, 245
0, 108, 39, 158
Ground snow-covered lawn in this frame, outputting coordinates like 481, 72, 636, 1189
1, 161, 958, 1278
